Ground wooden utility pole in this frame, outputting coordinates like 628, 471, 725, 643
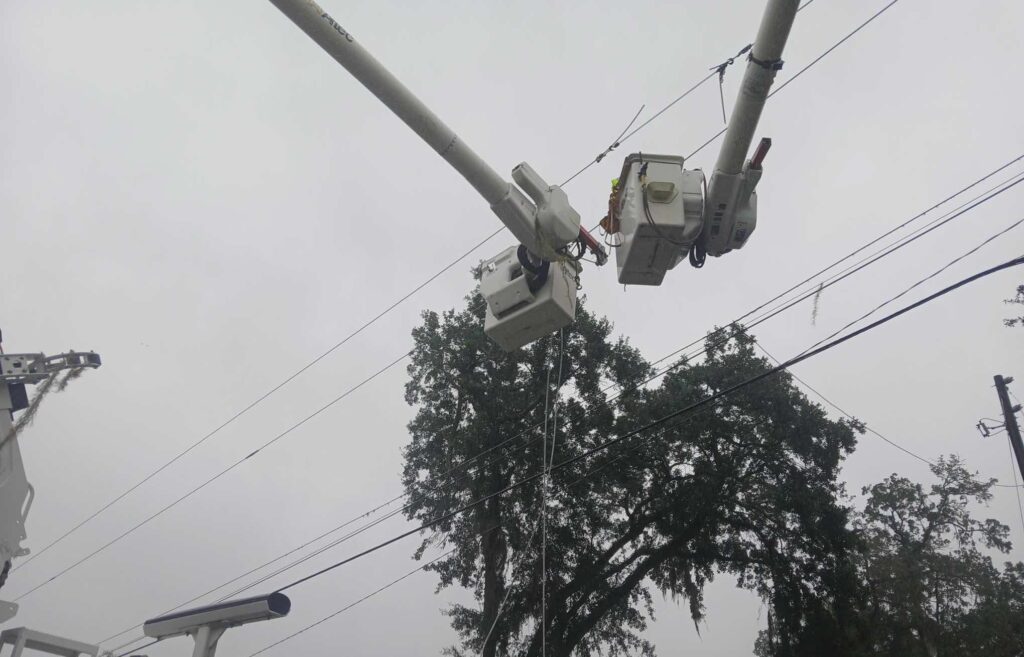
994, 375, 1024, 482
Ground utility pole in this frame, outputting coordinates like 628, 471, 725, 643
993, 374, 1024, 482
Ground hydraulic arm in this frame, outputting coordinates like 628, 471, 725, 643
0, 348, 101, 622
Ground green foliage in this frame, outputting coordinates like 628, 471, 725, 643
402, 290, 862, 656
836, 456, 1023, 657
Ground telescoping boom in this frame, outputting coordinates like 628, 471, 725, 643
268, 0, 609, 350
268, 0, 798, 348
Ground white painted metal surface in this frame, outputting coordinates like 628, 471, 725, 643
480, 247, 577, 351
0, 628, 98, 657
143, 592, 291, 657
714, 0, 797, 176
267, 0, 582, 263
614, 154, 704, 285
702, 0, 798, 256
267, 0, 509, 206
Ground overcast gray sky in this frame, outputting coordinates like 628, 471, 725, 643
2, 0, 1023, 655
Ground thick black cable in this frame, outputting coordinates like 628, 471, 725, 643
250, 548, 455, 657
272, 256, 1024, 594
646, 170, 1024, 373
96, 160, 1024, 645
99, 161, 1024, 644
579, 226, 1024, 495
25, 0, 900, 594
797, 216, 1024, 359
718, 152, 1023, 335
27, 0, 896, 586
95, 494, 408, 644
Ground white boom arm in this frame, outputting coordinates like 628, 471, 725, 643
701, 0, 798, 257
715, 0, 798, 176
267, 0, 586, 262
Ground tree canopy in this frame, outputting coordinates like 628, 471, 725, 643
843, 456, 1024, 657
402, 290, 863, 656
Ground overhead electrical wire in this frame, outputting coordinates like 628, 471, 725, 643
95, 155, 1024, 646
644, 168, 1024, 374
55, 1, 877, 591
248, 547, 457, 657
540, 329, 566, 657
559, 0, 821, 186
29, 0, 904, 601
48, 0, 928, 634
15, 229, 503, 573
796, 216, 1024, 359
687, 0, 901, 161
112, 543, 482, 657
562, 220, 1024, 510
111, 638, 159, 657
239, 253, 1024, 650
755, 342, 1023, 491
12, 350, 413, 602
121, 3, 1024, 638
262, 256, 1024, 598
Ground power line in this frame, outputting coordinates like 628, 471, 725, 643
247, 253, 1024, 650
22, 0, 748, 574
90, 7, 966, 630
560, 0, 820, 187
112, 637, 159, 657
708, 152, 1024, 340
796, 216, 1024, 358
540, 329, 565, 657
94, 494, 409, 645
687, 0, 901, 161
13, 349, 412, 602
559, 73, 717, 187
267, 256, 1024, 595
249, 546, 461, 657
754, 343, 1024, 485
645, 168, 1024, 377
763, 341, 934, 465
594, 219, 1024, 495
28, 0, 904, 598
15, 229, 502, 573
97, 156, 1024, 644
